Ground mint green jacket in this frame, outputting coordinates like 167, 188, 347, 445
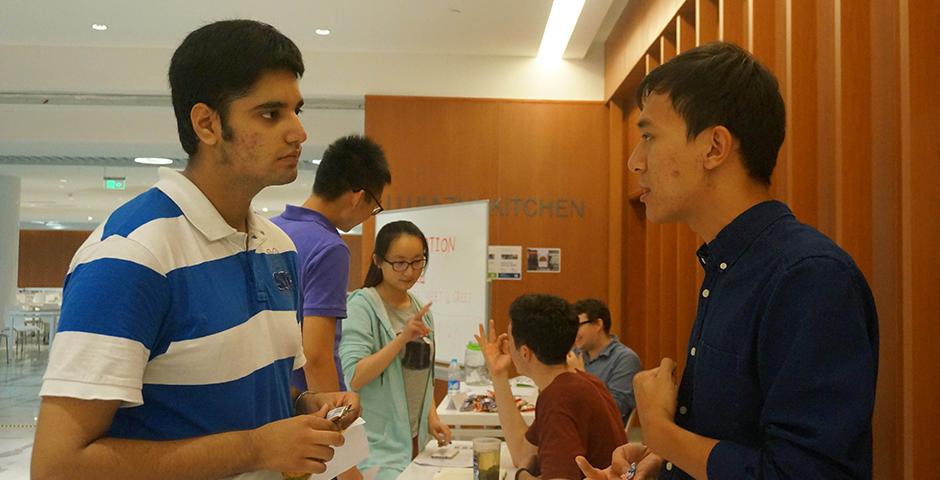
340, 287, 435, 479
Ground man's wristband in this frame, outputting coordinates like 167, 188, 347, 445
514, 467, 531, 480
294, 390, 314, 414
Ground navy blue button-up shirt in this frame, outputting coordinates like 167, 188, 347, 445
662, 201, 879, 479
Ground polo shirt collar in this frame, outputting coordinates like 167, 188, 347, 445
154, 167, 241, 242
280, 204, 339, 236
696, 200, 793, 271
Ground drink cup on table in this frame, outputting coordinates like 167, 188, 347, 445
473, 437, 501, 480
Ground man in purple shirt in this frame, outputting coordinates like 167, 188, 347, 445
272, 134, 391, 394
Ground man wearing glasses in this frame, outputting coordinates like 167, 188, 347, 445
271, 134, 390, 411
567, 298, 642, 422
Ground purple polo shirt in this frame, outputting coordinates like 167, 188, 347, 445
271, 205, 350, 391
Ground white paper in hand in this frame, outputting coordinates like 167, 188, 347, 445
309, 417, 369, 480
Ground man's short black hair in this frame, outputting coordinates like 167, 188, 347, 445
169, 19, 304, 156
509, 294, 577, 366
636, 42, 786, 185
573, 298, 612, 334
313, 134, 391, 201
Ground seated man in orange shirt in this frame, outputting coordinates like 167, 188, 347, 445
476, 294, 627, 479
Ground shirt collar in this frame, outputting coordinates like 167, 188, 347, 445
696, 200, 793, 271
279, 205, 339, 236
154, 167, 260, 243
585, 335, 620, 362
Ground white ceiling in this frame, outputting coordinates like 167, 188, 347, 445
0, 0, 627, 230
0, 0, 616, 57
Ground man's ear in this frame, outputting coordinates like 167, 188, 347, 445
350, 189, 367, 208
702, 125, 734, 171
190, 102, 222, 146
519, 344, 532, 363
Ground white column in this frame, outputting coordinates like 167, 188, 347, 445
0, 175, 21, 331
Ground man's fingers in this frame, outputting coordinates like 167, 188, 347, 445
575, 455, 605, 479
659, 357, 676, 373
488, 319, 497, 341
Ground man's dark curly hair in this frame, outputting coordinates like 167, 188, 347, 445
509, 294, 578, 365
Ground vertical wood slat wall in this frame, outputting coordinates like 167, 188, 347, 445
604, 0, 939, 478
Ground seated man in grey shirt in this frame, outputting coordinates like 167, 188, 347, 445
568, 298, 642, 421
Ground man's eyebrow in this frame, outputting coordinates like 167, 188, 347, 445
637, 118, 652, 129
251, 101, 288, 111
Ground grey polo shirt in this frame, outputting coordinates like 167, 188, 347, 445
576, 335, 642, 421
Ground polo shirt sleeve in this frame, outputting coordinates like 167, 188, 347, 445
706, 256, 878, 479
40, 236, 170, 407
301, 242, 350, 319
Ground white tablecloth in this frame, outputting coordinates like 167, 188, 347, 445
398, 440, 517, 480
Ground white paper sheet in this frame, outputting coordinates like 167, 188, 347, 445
310, 417, 370, 480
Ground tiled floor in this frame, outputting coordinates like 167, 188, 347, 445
0, 346, 47, 479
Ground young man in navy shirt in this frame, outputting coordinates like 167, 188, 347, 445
579, 42, 878, 479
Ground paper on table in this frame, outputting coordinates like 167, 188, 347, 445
412, 444, 473, 468
309, 417, 369, 480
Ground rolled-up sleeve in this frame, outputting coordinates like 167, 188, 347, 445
706, 257, 878, 479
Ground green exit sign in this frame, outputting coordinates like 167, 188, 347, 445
104, 177, 126, 190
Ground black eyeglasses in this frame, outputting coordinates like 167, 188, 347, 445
578, 318, 595, 326
359, 188, 384, 216
382, 257, 428, 272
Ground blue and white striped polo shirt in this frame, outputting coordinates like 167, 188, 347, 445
41, 167, 305, 444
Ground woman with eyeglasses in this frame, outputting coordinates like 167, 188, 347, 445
339, 220, 452, 479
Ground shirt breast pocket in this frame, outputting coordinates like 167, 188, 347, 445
694, 341, 761, 440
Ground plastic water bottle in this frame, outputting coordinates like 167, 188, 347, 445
447, 358, 461, 396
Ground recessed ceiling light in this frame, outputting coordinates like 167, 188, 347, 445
310, 159, 322, 165
57, 184, 65, 189
537, 0, 585, 60
92, 24, 108, 31
134, 157, 174, 165
315, 28, 331, 36
59, 179, 67, 183
261, 207, 270, 213
87, 216, 94, 221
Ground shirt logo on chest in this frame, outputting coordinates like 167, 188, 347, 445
273, 271, 294, 291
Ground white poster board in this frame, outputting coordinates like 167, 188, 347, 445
375, 200, 490, 365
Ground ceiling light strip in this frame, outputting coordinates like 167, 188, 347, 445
537, 0, 586, 60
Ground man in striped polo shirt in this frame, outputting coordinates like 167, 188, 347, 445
31, 20, 359, 480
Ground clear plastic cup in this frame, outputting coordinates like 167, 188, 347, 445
472, 437, 501, 480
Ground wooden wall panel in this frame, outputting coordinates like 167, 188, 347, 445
720, 0, 748, 45
364, 96, 609, 339
869, 1, 903, 478
623, 107, 648, 363
697, 0, 720, 44
18, 230, 90, 288
604, 0, 939, 477
604, 0, 687, 100
607, 100, 627, 337
340, 234, 362, 292
902, 0, 940, 477
785, 0, 820, 225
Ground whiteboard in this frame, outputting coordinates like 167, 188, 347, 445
375, 200, 490, 365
